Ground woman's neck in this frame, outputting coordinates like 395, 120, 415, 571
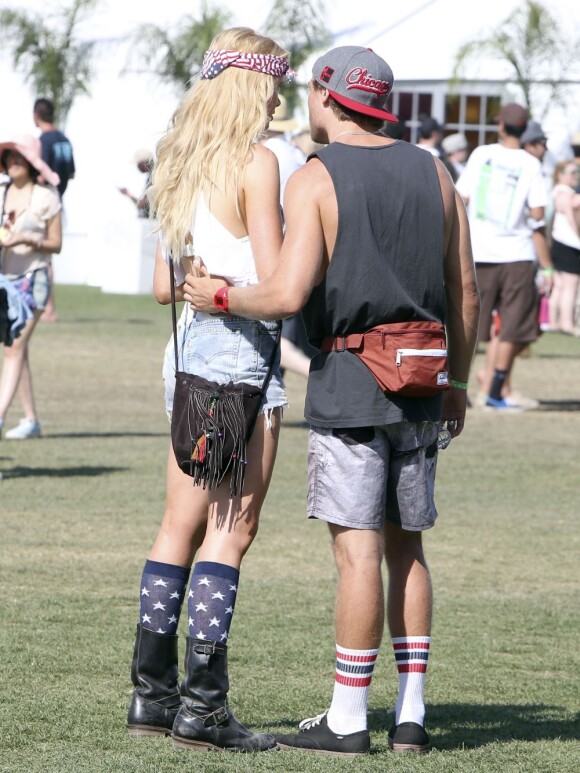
10, 177, 34, 191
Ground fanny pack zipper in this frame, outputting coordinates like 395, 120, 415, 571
396, 348, 447, 366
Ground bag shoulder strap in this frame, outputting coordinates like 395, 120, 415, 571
169, 259, 179, 371
168, 259, 281, 390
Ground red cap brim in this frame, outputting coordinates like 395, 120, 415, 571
329, 89, 398, 123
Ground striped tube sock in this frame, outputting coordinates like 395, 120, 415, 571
392, 636, 431, 726
139, 560, 190, 635
326, 645, 378, 734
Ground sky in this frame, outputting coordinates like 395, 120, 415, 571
2, 0, 579, 283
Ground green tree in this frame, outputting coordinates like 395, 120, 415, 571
452, 0, 580, 118
125, 1, 231, 92
0, 0, 98, 126
263, 0, 330, 112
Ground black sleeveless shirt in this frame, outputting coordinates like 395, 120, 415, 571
303, 140, 446, 428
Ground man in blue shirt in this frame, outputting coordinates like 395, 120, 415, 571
32, 98, 76, 321
33, 98, 75, 198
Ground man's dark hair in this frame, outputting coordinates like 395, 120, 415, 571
503, 123, 526, 139
311, 79, 384, 132
34, 98, 55, 123
380, 118, 405, 141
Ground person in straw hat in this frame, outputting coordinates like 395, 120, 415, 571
0, 134, 62, 439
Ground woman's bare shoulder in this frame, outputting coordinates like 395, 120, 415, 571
244, 143, 279, 187
249, 142, 278, 167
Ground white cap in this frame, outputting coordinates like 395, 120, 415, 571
442, 133, 468, 154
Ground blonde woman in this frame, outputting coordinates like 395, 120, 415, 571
549, 160, 580, 334
127, 28, 291, 752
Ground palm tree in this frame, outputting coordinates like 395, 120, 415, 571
263, 0, 330, 113
452, 0, 580, 118
0, 0, 99, 126
124, 1, 231, 92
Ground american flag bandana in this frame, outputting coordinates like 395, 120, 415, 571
200, 48, 295, 81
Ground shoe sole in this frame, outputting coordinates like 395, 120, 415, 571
5, 433, 42, 440
127, 723, 172, 737
483, 405, 524, 414
388, 740, 431, 754
172, 735, 278, 753
276, 741, 367, 757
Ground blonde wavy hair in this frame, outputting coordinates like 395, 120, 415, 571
151, 27, 289, 258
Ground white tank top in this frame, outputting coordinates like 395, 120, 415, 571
191, 192, 258, 286
162, 191, 258, 287
551, 184, 580, 250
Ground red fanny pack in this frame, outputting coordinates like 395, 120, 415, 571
320, 321, 449, 397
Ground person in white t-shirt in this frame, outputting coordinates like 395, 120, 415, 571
456, 103, 551, 411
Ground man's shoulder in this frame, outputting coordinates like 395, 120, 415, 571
286, 156, 330, 198
468, 142, 496, 162
41, 129, 72, 145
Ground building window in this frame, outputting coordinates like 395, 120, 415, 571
386, 90, 502, 147
386, 91, 433, 143
444, 93, 501, 147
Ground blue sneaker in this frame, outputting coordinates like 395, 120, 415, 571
484, 397, 524, 413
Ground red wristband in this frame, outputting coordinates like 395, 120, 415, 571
213, 286, 230, 314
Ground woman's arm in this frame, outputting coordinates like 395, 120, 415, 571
153, 244, 185, 305
42, 211, 62, 253
242, 144, 284, 281
1, 211, 62, 253
555, 188, 580, 237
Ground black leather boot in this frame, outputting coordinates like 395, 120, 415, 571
171, 638, 276, 752
127, 625, 182, 736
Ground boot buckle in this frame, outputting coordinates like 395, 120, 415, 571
193, 641, 223, 656
204, 706, 228, 727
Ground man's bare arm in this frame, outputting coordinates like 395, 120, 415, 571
444, 189, 480, 382
183, 164, 326, 319
442, 188, 480, 436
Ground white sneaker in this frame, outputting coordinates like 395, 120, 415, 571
504, 393, 540, 410
5, 418, 42, 439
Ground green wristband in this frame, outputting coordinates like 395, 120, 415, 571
541, 267, 554, 275
450, 378, 468, 390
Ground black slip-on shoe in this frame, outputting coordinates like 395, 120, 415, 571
388, 721, 431, 753
275, 711, 370, 757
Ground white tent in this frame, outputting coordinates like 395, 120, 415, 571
2, 0, 579, 291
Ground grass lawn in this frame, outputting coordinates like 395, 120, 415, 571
1, 285, 579, 772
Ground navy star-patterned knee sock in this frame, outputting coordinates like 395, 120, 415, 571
139, 559, 190, 635
187, 561, 239, 643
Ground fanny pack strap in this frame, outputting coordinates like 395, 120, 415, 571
320, 333, 364, 352
168, 258, 281, 390
320, 322, 445, 353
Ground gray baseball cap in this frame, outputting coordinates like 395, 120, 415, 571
520, 120, 547, 145
312, 46, 397, 122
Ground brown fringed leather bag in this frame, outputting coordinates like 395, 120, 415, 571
320, 321, 449, 397
169, 262, 280, 497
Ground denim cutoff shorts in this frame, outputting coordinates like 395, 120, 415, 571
163, 311, 287, 422
32, 268, 51, 310
307, 422, 439, 532
9, 267, 51, 311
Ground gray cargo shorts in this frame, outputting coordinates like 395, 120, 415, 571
307, 422, 439, 532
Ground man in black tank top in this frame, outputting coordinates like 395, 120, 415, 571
186, 45, 480, 755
